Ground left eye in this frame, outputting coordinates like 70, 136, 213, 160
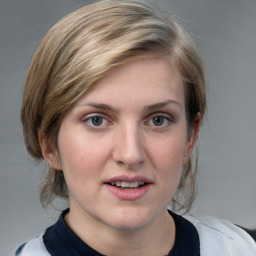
147, 116, 170, 127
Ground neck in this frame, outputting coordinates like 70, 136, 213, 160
65, 207, 175, 256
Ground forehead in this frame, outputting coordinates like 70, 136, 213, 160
73, 56, 185, 112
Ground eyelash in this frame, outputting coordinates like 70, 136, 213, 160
82, 113, 173, 129
82, 114, 111, 128
145, 114, 173, 128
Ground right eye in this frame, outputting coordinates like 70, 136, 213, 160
83, 115, 110, 128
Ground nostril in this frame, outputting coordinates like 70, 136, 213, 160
117, 160, 143, 169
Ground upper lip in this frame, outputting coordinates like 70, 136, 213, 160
104, 175, 153, 184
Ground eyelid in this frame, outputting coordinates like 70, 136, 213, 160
81, 111, 110, 120
146, 112, 174, 122
145, 112, 174, 127
82, 113, 112, 128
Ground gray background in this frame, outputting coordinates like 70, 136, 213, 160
1, 0, 256, 255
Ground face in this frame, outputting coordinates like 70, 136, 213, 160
44, 56, 198, 231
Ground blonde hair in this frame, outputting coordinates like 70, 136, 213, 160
21, 0, 206, 211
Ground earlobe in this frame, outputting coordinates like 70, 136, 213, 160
182, 113, 201, 165
38, 131, 62, 170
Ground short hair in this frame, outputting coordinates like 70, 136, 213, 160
21, 0, 206, 211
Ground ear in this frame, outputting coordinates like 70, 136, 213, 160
182, 113, 201, 165
38, 131, 62, 170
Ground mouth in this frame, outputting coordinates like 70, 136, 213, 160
104, 176, 153, 199
108, 181, 146, 190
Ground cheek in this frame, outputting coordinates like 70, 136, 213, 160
151, 136, 187, 168
57, 141, 100, 200
57, 131, 110, 181
148, 134, 187, 192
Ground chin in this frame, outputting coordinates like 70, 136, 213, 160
104, 207, 155, 231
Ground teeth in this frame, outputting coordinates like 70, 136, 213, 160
129, 181, 138, 188
110, 181, 145, 188
121, 181, 130, 188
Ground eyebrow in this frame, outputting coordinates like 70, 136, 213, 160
144, 100, 182, 111
76, 100, 182, 112
79, 103, 117, 111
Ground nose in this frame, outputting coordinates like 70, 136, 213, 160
112, 122, 145, 169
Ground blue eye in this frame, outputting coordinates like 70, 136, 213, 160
152, 116, 165, 126
84, 116, 109, 127
91, 117, 104, 126
147, 115, 171, 127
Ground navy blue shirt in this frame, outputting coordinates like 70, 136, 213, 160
43, 209, 200, 256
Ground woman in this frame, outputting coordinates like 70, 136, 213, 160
16, 0, 256, 255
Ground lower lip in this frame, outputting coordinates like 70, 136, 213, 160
105, 184, 151, 200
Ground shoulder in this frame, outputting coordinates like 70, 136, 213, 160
184, 214, 256, 256
14, 232, 50, 256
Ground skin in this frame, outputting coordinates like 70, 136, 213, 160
41, 56, 200, 256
